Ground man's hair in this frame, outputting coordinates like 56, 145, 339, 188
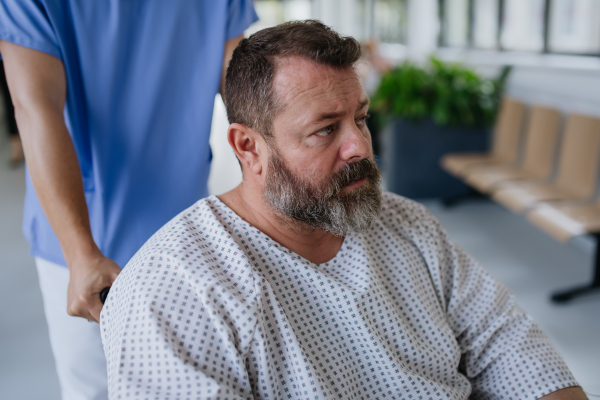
224, 20, 362, 139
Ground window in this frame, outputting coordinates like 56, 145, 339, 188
249, 0, 313, 34
355, 0, 408, 44
251, 0, 408, 46
472, 0, 499, 50
441, 0, 470, 47
439, 0, 600, 55
500, 0, 545, 52
373, 0, 408, 44
548, 0, 600, 54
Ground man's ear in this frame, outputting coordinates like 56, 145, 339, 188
227, 123, 265, 175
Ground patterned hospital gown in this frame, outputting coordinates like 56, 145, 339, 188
100, 192, 577, 400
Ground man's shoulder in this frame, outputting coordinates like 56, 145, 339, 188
378, 191, 435, 229
125, 196, 245, 274
375, 191, 445, 245
108, 196, 257, 319
101, 197, 260, 362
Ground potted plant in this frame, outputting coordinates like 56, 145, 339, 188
371, 57, 510, 199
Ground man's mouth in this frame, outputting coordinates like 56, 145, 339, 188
343, 176, 367, 189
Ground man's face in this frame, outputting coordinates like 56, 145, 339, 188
262, 58, 382, 236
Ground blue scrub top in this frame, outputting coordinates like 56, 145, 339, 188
0, 0, 258, 268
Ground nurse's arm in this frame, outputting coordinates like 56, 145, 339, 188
220, 34, 244, 99
0, 40, 120, 323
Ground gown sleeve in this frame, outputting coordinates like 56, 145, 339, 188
412, 203, 579, 399
101, 252, 260, 400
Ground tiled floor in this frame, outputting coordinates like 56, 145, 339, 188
0, 144, 62, 400
1, 112, 599, 398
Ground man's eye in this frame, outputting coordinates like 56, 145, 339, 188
315, 126, 334, 137
357, 114, 371, 126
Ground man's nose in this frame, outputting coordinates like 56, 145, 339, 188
339, 122, 372, 162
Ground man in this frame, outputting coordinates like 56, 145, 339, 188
0, 1, 257, 399
101, 21, 584, 399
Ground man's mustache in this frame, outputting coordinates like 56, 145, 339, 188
331, 158, 380, 192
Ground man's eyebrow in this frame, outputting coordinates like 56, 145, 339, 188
313, 99, 371, 123
314, 111, 345, 123
357, 98, 370, 111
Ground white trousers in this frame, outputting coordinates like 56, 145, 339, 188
36, 258, 108, 400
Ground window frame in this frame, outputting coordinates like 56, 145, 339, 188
438, 0, 600, 57
364, 0, 409, 45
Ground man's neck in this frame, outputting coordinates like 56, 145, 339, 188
218, 184, 345, 264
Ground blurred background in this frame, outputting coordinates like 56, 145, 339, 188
1, 0, 600, 398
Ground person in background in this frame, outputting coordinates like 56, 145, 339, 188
0, 60, 23, 167
0, 1, 257, 399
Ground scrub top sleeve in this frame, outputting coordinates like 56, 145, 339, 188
225, 0, 259, 40
0, 0, 61, 60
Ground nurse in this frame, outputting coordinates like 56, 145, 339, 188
0, 1, 257, 399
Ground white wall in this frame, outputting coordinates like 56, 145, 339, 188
505, 68, 600, 119
207, 96, 242, 196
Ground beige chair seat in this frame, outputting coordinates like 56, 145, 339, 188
464, 106, 561, 194
440, 154, 504, 177
492, 182, 584, 214
528, 202, 600, 242
440, 97, 526, 178
491, 113, 600, 214
465, 166, 534, 194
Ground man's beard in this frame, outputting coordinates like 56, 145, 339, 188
263, 149, 382, 236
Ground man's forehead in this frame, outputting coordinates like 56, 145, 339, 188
273, 57, 365, 107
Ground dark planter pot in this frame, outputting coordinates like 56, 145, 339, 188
381, 118, 490, 200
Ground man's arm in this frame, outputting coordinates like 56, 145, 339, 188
220, 34, 244, 99
397, 199, 580, 398
0, 41, 120, 322
101, 252, 258, 399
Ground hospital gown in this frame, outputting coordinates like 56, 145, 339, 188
101, 192, 577, 400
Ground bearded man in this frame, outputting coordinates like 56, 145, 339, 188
100, 21, 584, 400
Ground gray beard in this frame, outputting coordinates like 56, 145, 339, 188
263, 149, 382, 236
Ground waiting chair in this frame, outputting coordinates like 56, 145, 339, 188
464, 106, 560, 194
440, 97, 526, 178
527, 198, 600, 303
492, 114, 600, 213
528, 201, 600, 243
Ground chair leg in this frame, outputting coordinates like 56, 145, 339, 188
551, 233, 600, 303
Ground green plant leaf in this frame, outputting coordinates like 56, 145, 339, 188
373, 56, 510, 128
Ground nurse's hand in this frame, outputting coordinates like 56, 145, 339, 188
66, 254, 122, 323
0, 41, 121, 323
